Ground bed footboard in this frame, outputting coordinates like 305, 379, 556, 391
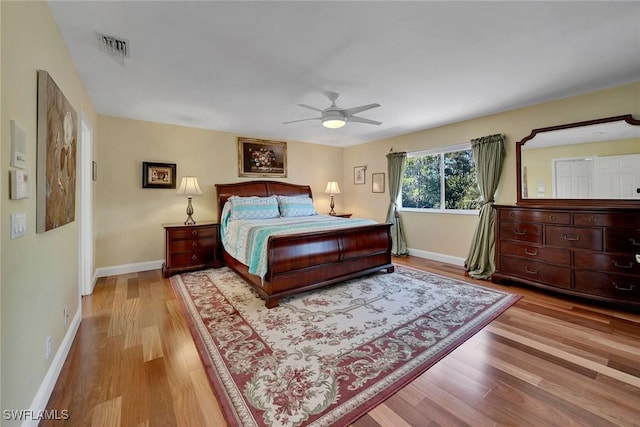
224, 222, 394, 308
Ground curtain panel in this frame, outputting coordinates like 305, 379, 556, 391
386, 151, 409, 256
465, 134, 506, 279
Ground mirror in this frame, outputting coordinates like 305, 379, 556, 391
517, 114, 640, 205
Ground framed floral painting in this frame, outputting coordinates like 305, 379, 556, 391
238, 137, 287, 178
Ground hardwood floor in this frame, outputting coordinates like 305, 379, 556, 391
42, 257, 640, 426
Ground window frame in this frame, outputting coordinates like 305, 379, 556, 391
400, 142, 480, 215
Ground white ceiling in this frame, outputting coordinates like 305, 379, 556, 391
48, 1, 640, 147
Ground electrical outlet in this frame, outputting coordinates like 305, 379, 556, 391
45, 336, 52, 359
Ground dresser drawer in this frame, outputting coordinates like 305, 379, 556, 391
168, 225, 218, 240
169, 237, 217, 253
500, 256, 572, 289
499, 241, 571, 265
499, 209, 571, 225
574, 270, 640, 301
545, 226, 603, 251
605, 228, 640, 253
574, 252, 640, 275
574, 212, 640, 228
499, 222, 542, 243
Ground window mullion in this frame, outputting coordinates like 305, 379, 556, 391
439, 154, 445, 209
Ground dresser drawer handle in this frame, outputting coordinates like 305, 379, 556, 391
549, 214, 556, 221
192, 254, 198, 261
612, 282, 635, 292
192, 230, 198, 236
525, 267, 539, 275
562, 234, 581, 241
192, 242, 199, 247
524, 248, 539, 256
630, 238, 640, 246
588, 216, 596, 223
612, 260, 633, 269
510, 212, 516, 218
514, 228, 527, 236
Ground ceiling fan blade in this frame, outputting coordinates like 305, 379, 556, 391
297, 104, 324, 113
283, 117, 321, 124
342, 103, 381, 116
348, 116, 382, 126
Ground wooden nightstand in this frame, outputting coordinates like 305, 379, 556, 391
162, 221, 221, 278
331, 213, 352, 218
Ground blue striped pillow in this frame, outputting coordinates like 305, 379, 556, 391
278, 195, 317, 217
229, 195, 280, 220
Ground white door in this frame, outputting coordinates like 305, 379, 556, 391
79, 115, 94, 295
553, 158, 593, 198
594, 154, 640, 199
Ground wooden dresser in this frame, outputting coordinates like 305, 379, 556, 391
493, 205, 640, 308
162, 221, 221, 278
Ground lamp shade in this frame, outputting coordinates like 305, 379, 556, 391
324, 181, 341, 195
176, 176, 203, 196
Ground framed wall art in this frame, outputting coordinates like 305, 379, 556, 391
354, 165, 367, 185
238, 137, 287, 178
372, 173, 385, 193
36, 70, 78, 232
142, 162, 177, 188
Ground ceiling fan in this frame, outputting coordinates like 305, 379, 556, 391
283, 92, 381, 129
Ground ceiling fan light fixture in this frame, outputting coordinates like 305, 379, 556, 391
322, 118, 346, 129
322, 111, 346, 129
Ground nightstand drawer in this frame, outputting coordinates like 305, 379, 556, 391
168, 225, 218, 240
171, 249, 217, 268
169, 237, 217, 252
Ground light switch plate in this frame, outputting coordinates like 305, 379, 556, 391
10, 212, 26, 239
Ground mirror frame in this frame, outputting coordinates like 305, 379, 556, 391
516, 114, 640, 207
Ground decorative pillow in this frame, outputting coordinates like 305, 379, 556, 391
278, 195, 317, 217
229, 195, 280, 220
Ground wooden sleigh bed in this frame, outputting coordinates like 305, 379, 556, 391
215, 181, 394, 308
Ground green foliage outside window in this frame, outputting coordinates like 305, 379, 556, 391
402, 148, 480, 210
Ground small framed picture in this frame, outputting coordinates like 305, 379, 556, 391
142, 162, 177, 189
372, 173, 385, 193
354, 166, 366, 185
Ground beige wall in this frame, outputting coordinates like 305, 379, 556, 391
342, 82, 640, 261
1, 1, 97, 421
95, 116, 343, 268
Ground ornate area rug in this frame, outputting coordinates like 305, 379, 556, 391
171, 265, 520, 427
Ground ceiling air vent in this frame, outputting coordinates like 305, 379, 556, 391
97, 33, 130, 64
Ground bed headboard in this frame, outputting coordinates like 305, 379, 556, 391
215, 181, 313, 221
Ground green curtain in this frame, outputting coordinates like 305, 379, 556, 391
465, 134, 506, 279
386, 151, 409, 256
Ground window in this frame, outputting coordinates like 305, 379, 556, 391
401, 143, 480, 212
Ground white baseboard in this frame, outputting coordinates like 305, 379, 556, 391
24, 307, 82, 427
95, 259, 164, 279
406, 248, 466, 267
